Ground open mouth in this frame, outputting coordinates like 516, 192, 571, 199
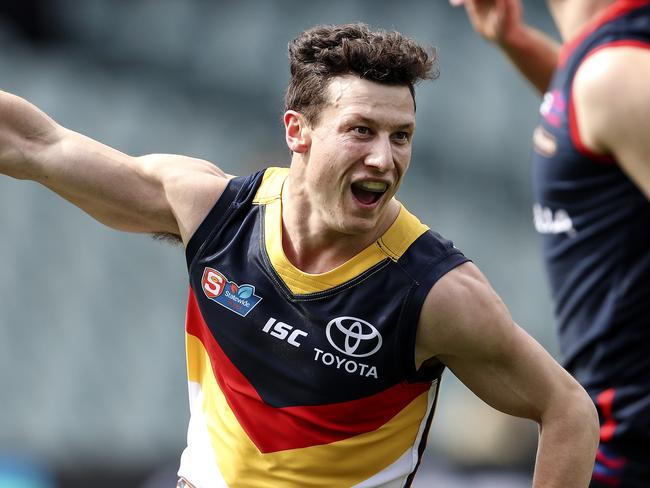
351, 181, 388, 206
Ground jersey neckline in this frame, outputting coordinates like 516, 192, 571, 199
253, 167, 429, 295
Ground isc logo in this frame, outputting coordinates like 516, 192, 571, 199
262, 317, 308, 348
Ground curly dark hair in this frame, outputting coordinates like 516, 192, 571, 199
285, 22, 438, 125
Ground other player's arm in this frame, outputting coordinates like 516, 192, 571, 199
573, 46, 650, 200
450, 0, 559, 94
416, 262, 599, 488
0, 90, 230, 245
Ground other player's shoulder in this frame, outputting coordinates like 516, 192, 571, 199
573, 45, 650, 156
574, 44, 650, 105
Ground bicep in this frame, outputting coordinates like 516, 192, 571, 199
33, 128, 229, 241
440, 322, 570, 421
418, 263, 576, 422
1, 90, 230, 239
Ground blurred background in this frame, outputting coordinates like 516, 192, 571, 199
0, 1, 561, 486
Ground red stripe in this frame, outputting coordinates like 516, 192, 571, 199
567, 91, 615, 164
596, 447, 627, 470
596, 388, 618, 442
592, 471, 621, 487
559, 0, 650, 67
568, 40, 650, 164
186, 288, 430, 453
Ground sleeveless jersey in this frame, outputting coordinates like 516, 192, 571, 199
178, 167, 468, 487
531, 0, 650, 451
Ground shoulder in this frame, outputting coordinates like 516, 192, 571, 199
391, 205, 467, 275
415, 261, 513, 367
137, 153, 234, 245
573, 44, 650, 153
575, 43, 650, 95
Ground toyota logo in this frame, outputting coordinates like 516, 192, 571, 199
325, 316, 382, 358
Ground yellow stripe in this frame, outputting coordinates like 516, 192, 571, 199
253, 167, 429, 294
186, 334, 430, 487
377, 206, 430, 261
252, 167, 288, 204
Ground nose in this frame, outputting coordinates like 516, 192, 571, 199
364, 135, 394, 173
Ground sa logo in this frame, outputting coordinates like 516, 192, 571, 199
202, 268, 226, 298
201, 268, 256, 299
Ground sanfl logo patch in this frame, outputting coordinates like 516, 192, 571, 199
201, 267, 262, 317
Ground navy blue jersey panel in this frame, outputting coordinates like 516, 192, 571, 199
397, 230, 469, 380
185, 170, 265, 269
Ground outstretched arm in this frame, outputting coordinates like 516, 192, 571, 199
416, 262, 599, 487
450, 0, 560, 95
0, 90, 230, 244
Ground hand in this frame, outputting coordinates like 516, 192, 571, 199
450, 0, 523, 46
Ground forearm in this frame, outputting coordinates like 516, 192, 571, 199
498, 25, 560, 96
532, 396, 599, 487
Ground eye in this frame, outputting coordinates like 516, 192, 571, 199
353, 126, 371, 136
392, 131, 410, 142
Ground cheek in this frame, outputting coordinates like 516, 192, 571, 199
395, 150, 411, 178
309, 147, 340, 180
305, 159, 338, 199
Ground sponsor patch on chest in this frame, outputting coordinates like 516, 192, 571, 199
201, 267, 263, 317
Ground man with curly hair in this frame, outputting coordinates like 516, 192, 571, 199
0, 23, 598, 487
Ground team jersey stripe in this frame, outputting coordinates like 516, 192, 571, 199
178, 383, 229, 487
568, 39, 650, 163
253, 168, 429, 294
186, 289, 430, 453
252, 167, 288, 204
558, 0, 650, 66
376, 207, 430, 261
185, 332, 434, 487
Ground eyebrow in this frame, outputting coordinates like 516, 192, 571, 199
344, 114, 415, 131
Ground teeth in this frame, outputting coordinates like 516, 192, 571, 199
357, 181, 387, 192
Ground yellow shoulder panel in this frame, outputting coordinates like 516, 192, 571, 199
252, 167, 289, 205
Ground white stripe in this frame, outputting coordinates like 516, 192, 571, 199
178, 381, 228, 488
352, 380, 439, 488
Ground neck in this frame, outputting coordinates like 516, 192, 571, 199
548, 0, 616, 41
281, 166, 399, 274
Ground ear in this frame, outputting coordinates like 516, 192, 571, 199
284, 110, 311, 153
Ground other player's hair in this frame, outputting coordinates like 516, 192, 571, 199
285, 22, 438, 125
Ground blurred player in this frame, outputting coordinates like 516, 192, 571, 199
452, 0, 650, 486
0, 22, 598, 487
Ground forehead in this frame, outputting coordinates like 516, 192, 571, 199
322, 75, 415, 126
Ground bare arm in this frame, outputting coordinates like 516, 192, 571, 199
450, 0, 560, 95
0, 90, 231, 244
416, 262, 599, 487
573, 46, 650, 199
